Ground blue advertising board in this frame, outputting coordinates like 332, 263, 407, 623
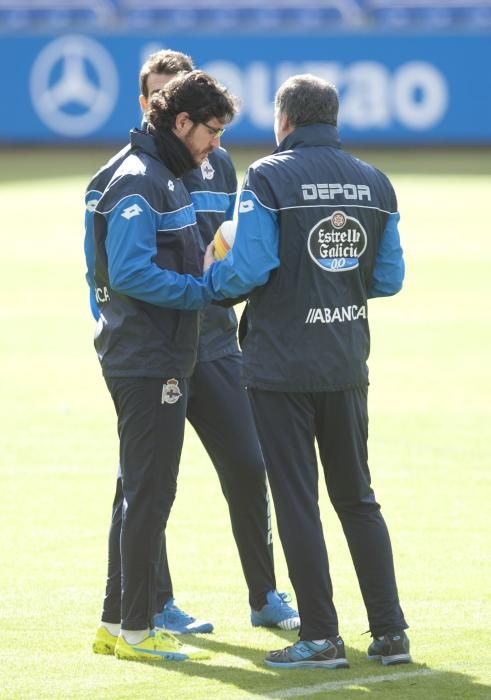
3, 32, 491, 145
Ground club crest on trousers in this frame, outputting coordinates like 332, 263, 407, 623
161, 378, 182, 404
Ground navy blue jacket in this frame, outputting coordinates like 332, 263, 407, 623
85, 136, 238, 362
205, 124, 405, 391
92, 129, 212, 378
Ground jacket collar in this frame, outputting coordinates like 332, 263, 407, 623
275, 123, 341, 153
129, 126, 196, 178
130, 127, 159, 158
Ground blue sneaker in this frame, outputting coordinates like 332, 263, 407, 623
265, 637, 349, 669
153, 598, 214, 635
251, 590, 300, 631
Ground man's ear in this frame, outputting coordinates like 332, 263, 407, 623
174, 112, 191, 134
139, 94, 147, 113
280, 112, 292, 134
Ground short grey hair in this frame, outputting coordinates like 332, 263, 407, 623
275, 74, 339, 128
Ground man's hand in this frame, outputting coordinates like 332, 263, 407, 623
204, 241, 216, 271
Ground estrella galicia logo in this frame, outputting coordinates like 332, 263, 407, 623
29, 35, 118, 137
307, 210, 367, 272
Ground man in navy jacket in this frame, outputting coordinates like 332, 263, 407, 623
87, 52, 299, 660
90, 69, 238, 662
204, 74, 411, 669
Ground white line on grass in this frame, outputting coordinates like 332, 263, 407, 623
252, 668, 438, 699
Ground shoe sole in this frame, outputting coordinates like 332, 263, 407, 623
368, 653, 412, 666
115, 645, 211, 662
93, 641, 116, 655
277, 618, 301, 631
251, 619, 301, 630
265, 658, 350, 669
163, 625, 214, 635
115, 649, 192, 662
116, 645, 213, 662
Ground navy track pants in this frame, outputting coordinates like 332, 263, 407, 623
103, 376, 188, 630
248, 386, 408, 641
101, 353, 276, 627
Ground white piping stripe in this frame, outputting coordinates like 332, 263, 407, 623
156, 223, 196, 232
188, 189, 231, 196
260, 669, 437, 699
241, 189, 275, 212
97, 193, 194, 217
280, 203, 396, 215
279, 203, 396, 215
240, 189, 396, 216
194, 209, 227, 214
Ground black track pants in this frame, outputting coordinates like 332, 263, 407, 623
101, 354, 275, 624
183, 352, 275, 610
103, 376, 188, 630
248, 386, 407, 640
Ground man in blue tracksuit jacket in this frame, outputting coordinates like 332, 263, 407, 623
88, 69, 241, 662
87, 52, 298, 659
203, 74, 411, 670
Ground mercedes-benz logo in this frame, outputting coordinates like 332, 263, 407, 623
30, 35, 118, 137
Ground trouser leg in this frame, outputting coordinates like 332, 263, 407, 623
248, 389, 338, 639
105, 376, 187, 631
186, 353, 275, 610
154, 532, 173, 611
101, 469, 123, 624
314, 387, 408, 637
102, 473, 174, 621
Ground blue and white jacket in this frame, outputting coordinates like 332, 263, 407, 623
205, 124, 405, 391
85, 131, 238, 363
92, 129, 212, 378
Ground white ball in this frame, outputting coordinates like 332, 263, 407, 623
214, 219, 237, 260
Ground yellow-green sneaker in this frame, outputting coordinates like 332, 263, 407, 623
114, 629, 211, 662
93, 626, 118, 655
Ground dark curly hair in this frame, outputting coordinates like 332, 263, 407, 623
146, 70, 238, 133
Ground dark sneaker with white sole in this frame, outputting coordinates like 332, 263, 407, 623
367, 629, 412, 665
265, 637, 349, 669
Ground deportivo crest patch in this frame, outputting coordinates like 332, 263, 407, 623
201, 158, 215, 180
161, 378, 182, 404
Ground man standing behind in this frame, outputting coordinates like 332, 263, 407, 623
86, 51, 299, 657
204, 74, 411, 669
91, 70, 236, 662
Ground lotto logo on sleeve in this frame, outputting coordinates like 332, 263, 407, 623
239, 200, 254, 213
121, 203, 143, 220
307, 211, 367, 271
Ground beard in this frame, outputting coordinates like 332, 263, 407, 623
183, 126, 212, 166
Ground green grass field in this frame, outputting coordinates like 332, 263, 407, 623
1, 146, 490, 699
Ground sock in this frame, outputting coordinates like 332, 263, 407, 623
121, 628, 150, 645
101, 622, 120, 637
311, 639, 328, 645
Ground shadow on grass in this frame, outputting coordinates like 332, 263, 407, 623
119, 635, 491, 699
